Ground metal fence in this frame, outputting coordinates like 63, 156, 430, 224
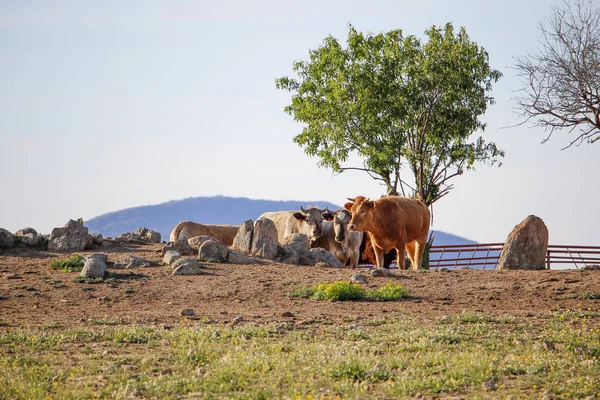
428, 243, 600, 270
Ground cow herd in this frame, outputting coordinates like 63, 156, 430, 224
170, 195, 431, 270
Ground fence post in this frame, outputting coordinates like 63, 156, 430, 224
546, 249, 550, 270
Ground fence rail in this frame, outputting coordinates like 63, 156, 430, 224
428, 243, 600, 270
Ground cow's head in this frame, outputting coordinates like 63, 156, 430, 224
293, 206, 329, 241
344, 196, 375, 232
323, 209, 352, 243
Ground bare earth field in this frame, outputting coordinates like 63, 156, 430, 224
2, 243, 600, 399
1, 243, 600, 328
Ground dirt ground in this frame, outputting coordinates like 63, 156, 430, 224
2, 243, 600, 329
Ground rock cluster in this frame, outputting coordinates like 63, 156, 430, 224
115, 228, 161, 244
162, 238, 195, 256
229, 219, 343, 268
48, 219, 94, 252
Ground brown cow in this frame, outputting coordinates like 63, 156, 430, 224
345, 196, 430, 270
169, 222, 239, 246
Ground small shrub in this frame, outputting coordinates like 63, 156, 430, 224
288, 286, 316, 299
368, 282, 409, 301
51, 254, 85, 272
313, 282, 366, 301
583, 292, 600, 300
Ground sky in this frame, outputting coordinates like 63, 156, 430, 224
0, 0, 598, 245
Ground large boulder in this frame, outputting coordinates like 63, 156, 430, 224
187, 236, 214, 252
231, 219, 254, 253
48, 219, 93, 252
15, 227, 37, 237
282, 233, 310, 254
0, 228, 14, 249
172, 258, 202, 275
309, 248, 344, 268
163, 250, 181, 265
498, 215, 549, 270
14, 228, 44, 248
250, 218, 278, 260
227, 249, 257, 264
198, 240, 230, 263
161, 238, 195, 255
80, 253, 108, 278
276, 245, 301, 265
113, 254, 151, 269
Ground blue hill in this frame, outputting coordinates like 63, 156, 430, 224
86, 196, 476, 248
87, 196, 341, 240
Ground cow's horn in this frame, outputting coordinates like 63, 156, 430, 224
300, 206, 306, 213
346, 197, 356, 202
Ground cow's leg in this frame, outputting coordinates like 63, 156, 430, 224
405, 241, 416, 269
374, 246, 386, 269
395, 244, 406, 270
413, 235, 428, 270
350, 249, 360, 269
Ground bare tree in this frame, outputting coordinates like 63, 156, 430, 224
514, 0, 600, 148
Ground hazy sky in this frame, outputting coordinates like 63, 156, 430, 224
1, 0, 597, 245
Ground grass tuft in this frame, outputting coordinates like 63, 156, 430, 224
313, 281, 366, 301
289, 281, 409, 302
50, 254, 85, 272
367, 282, 409, 301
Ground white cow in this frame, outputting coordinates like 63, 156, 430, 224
312, 209, 363, 268
258, 206, 329, 244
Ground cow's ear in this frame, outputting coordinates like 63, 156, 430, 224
293, 212, 306, 222
322, 211, 334, 221
344, 202, 353, 211
364, 201, 375, 209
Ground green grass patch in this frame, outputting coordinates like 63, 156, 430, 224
289, 281, 409, 302
1, 316, 600, 399
438, 312, 516, 324
43, 322, 62, 329
313, 281, 366, 301
367, 282, 409, 301
88, 318, 122, 326
50, 254, 85, 272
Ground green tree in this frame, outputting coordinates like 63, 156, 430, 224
276, 23, 504, 205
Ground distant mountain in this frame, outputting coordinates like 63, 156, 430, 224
87, 196, 476, 248
87, 196, 341, 240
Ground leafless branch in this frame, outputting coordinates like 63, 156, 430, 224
513, 0, 600, 148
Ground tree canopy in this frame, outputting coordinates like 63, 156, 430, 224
276, 23, 503, 205
514, 0, 600, 148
